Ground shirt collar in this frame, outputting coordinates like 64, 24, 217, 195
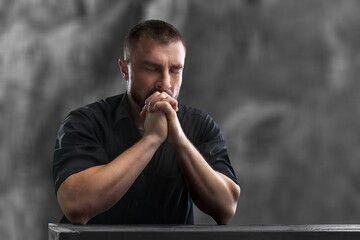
115, 92, 133, 123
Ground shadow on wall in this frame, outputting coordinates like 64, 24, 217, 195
0, 1, 143, 239
1, 0, 360, 239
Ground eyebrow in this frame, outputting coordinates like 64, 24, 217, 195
141, 60, 183, 69
141, 60, 161, 68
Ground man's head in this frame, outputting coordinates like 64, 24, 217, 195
119, 20, 186, 108
123, 19, 186, 61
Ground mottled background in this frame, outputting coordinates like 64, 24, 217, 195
1, 0, 360, 239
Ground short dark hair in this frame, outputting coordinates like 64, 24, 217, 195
124, 19, 186, 60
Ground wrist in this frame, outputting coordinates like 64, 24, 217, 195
142, 133, 164, 149
171, 133, 189, 150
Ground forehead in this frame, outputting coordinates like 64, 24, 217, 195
130, 36, 186, 63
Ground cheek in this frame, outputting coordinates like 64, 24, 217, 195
129, 74, 155, 98
172, 78, 182, 98
134, 71, 155, 86
130, 72, 149, 89
130, 79, 147, 95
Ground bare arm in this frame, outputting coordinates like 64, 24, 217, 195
173, 137, 240, 224
57, 111, 167, 224
144, 94, 240, 224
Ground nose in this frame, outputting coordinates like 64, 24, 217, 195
156, 71, 171, 91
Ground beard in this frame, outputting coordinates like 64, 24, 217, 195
130, 88, 174, 109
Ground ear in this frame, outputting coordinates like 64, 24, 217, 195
118, 59, 129, 80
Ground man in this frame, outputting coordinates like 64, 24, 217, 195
53, 20, 240, 225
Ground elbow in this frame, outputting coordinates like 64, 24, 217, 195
58, 198, 92, 225
57, 185, 91, 225
66, 214, 90, 225
58, 195, 92, 225
61, 204, 91, 225
215, 185, 241, 225
214, 201, 238, 225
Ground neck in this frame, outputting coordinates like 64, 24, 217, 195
127, 93, 144, 130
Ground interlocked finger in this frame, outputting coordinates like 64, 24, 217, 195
140, 91, 179, 119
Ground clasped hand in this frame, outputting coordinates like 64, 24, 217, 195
140, 91, 184, 145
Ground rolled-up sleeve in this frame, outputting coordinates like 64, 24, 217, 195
53, 110, 109, 194
196, 114, 239, 186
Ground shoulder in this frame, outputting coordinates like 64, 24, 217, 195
61, 94, 125, 131
74, 94, 123, 115
178, 104, 222, 142
68, 94, 124, 120
178, 104, 210, 120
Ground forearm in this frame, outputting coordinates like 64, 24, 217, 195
174, 137, 240, 224
57, 134, 161, 224
141, 97, 240, 223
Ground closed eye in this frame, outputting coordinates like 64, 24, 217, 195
142, 62, 161, 72
144, 66, 159, 72
170, 67, 183, 74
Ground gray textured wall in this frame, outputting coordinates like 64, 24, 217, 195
1, 0, 360, 239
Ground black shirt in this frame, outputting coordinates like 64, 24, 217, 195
53, 93, 239, 224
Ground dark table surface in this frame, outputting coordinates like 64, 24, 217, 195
49, 223, 360, 240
